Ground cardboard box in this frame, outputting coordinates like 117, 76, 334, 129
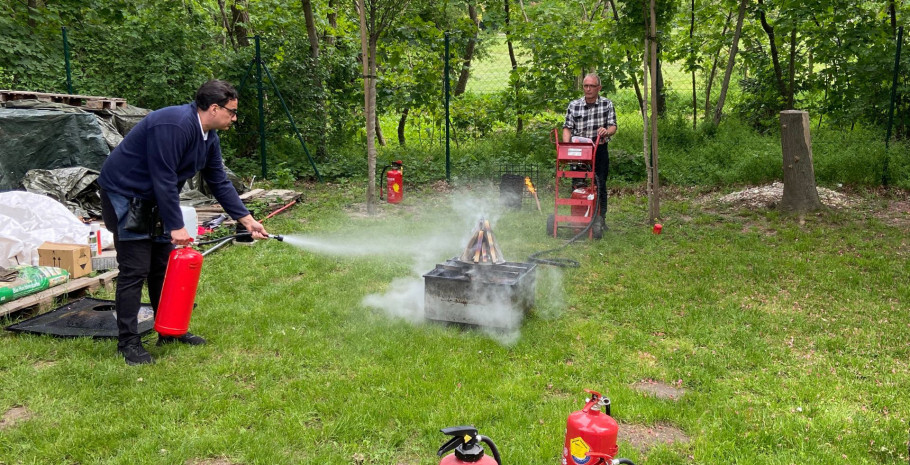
37, 242, 93, 278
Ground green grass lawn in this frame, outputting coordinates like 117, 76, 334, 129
1, 182, 908, 464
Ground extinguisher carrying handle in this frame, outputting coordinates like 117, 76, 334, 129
582, 389, 611, 416
437, 425, 477, 456
477, 435, 502, 465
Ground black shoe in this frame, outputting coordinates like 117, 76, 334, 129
118, 343, 154, 366
157, 331, 207, 346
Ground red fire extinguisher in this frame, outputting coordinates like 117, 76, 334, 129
380, 160, 403, 204
571, 185, 597, 218
563, 390, 636, 465
154, 245, 204, 336
437, 426, 501, 465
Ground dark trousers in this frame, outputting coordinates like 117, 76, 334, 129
100, 190, 173, 347
594, 143, 610, 217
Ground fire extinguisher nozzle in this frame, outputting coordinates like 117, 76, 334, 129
269, 234, 284, 241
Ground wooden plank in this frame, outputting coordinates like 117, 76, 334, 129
0, 270, 119, 318
239, 188, 265, 200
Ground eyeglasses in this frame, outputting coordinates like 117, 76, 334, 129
583, 84, 600, 89
218, 104, 238, 117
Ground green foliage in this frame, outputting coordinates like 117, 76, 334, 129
3, 0, 910, 190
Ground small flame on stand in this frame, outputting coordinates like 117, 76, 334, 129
525, 177, 542, 212
459, 218, 506, 265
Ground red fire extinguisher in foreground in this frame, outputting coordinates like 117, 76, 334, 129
154, 245, 204, 336
380, 160, 403, 204
564, 390, 636, 465
437, 426, 501, 465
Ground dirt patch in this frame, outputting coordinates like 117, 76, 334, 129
186, 458, 240, 465
33, 360, 57, 369
712, 182, 857, 209
0, 406, 33, 430
620, 423, 690, 452
631, 380, 687, 400
345, 201, 421, 219
872, 199, 910, 227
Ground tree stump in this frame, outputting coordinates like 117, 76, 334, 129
779, 110, 823, 213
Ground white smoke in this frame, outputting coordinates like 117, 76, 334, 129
280, 189, 561, 344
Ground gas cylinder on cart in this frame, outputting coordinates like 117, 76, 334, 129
563, 389, 619, 465
437, 426, 501, 465
383, 160, 403, 204
154, 245, 204, 336
571, 185, 597, 218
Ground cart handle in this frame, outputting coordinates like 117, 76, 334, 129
553, 128, 602, 147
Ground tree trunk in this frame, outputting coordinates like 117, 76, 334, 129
398, 107, 408, 146
302, 0, 329, 159
504, 0, 523, 133
326, 0, 337, 46
712, 0, 747, 125
787, 27, 796, 109
608, 0, 644, 113
779, 110, 823, 213
302, 0, 320, 59
516, 0, 529, 22
27, 0, 37, 29
758, 0, 787, 101
705, 9, 732, 118
454, 2, 480, 97
217, 0, 234, 48
656, 45, 667, 115
690, 0, 696, 129
649, 0, 660, 222
642, 1, 652, 219
357, 0, 377, 215
375, 113, 386, 146
231, 0, 250, 47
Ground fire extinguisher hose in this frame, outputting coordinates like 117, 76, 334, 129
477, 435, 502, 465
195, 233, 283, 246
527, 177, 603, 268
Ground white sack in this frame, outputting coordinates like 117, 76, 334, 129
0, 191, 91, 267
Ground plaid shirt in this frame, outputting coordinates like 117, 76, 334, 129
563, 96, 617, 144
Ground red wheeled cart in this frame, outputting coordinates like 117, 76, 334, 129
547, 129, 603, 239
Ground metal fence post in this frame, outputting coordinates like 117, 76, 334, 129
884, 26, 903, 186
255, 35, 267, 179
62, 27, 73, 94
445, 32, 451, 182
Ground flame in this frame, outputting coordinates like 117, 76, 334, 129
524, 177, 536, 194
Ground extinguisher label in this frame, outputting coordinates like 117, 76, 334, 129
393, 183, 400, 193
569, 437, 592, 464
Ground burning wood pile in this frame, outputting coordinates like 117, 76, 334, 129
459, 218, 505, 265
424, 217, 537, 329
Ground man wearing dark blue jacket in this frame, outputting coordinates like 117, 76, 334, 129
99, 80, 268, 365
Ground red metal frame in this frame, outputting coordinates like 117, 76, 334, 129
551, 129, 601, 239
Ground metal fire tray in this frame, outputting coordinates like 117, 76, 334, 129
423, 258, 536, 329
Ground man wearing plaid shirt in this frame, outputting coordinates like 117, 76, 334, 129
562, 73, 617, 228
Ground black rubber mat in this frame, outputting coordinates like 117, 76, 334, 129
5, 297, 154, 338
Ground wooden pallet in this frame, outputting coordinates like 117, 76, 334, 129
0, 90, 127, 110
0, 270, 119, 318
